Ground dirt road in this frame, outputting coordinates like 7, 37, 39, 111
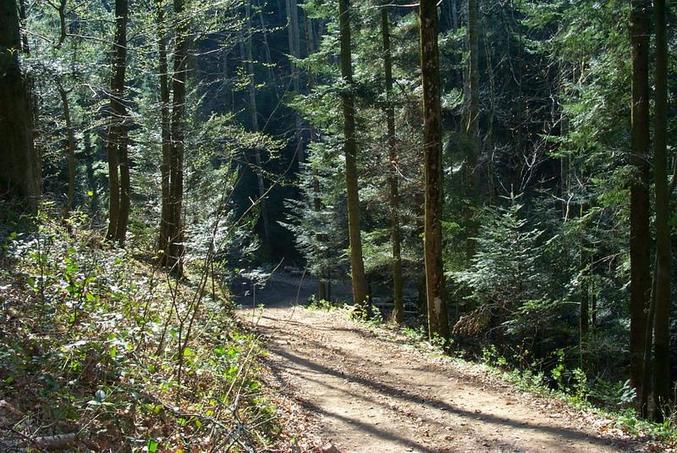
237, 275, 642, 452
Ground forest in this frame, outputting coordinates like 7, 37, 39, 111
0, 0, 675, 451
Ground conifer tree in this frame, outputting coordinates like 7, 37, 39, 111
420, 0, 449, 338
628, 0, 651, 400
651, 0, 671, 422
339, 0, 368, 307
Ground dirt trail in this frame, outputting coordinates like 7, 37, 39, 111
237, 275, 641, 453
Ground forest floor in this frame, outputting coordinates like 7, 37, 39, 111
236, 273, 656, 453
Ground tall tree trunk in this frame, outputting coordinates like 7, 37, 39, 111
305, 13, 329, 300
420, 0, 449, 339
450, 0, 458, 29
115, 95, 130, 243
83, 131, 99, 216
57, 81, 76, 213
106, 0, 128, 242
580, 209, 590, 369
168, 0, 187, 276
157, 0, 172, 264
106, 129, 120, 238
0, 0, 40, 210
466, 0, 480, 171
464, 0, 480, 258
484, 27, 496, 203
652, 0, 671, 422
257, 0, 278, 90
243, 1, 271, 250
339, 0, 368, 307
628, 0, 651, 401
18, 0, 28, 53
286, 0, 304, 163
285, 0, 301, 82
381, 6, 403, 324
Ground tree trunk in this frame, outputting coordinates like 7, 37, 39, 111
313, 178, 330, 300
450, 0, 458, 29
168, 0, 187, 276
286, 0, 304, 163
157, 0, 172, 264
651, 0, 671, 423
106, 0, 128, 242
57, 81, 76, 213
484, 27, 496, 203
18, 0, 28, 53
420, 0, 449, 339
339, 0, 368, 308
115, 90, 130, 243
0, 0, 40, 210
106, 129, 120, 238
466, 0, 480, 171
580, 218, 589, 370
381, 6, 403, 324
464, 0, 480, 258
243, 2, 271, 250
305, 14, 328, 300
257, 0, 278, 90
83, 131, 99, 216
286, 0, 301, 92
628, 0, 651, 401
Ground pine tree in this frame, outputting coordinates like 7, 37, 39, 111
339, 0, 368, 307
651, 0, 671, 422
380, 6, 403, 323
168, 0, 188, 276
420, 0, 449, 339
628, 0, 651, 401
157, 0, 172, 263
105, 0, 129, 243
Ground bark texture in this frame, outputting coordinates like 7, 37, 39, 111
168, 0, 187, 276
339, 0, 368, 307
157, 0, 172, 263
0, 0, 40, 210
466, 0, 480, 173
286, 0, 304, 163
420, 0, 449, 339
83, 131, 99, 215
244, 1, 271, 249
381, 6, 403, 323
57, 81, 76, 213
106, 0, 129, 243
651, 0, 671, 422
628, 0, 651, 400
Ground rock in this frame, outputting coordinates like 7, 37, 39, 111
321, 443, 341, 453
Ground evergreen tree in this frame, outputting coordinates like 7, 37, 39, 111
420, 0, 449, 339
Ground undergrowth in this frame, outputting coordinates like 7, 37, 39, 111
0, 212, 281, 451
481, 347, 677, 446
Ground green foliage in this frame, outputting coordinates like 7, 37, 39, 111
452, 200, 553, 343
283, 140, 348, 281
306, 295, 342, 311
0, 215, 280, 450
287, 2, 425, 290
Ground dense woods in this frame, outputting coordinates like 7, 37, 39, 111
0, 0, 675, 449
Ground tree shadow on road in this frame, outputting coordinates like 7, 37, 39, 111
265, 344, 636, 452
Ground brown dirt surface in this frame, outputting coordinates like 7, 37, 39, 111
236, 274, 649, 453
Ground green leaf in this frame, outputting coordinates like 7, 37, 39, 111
146, 439, 159, 453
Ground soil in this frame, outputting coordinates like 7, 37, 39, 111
236, 273, 646, 453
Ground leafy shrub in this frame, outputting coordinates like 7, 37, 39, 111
0, 213, 280, 450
